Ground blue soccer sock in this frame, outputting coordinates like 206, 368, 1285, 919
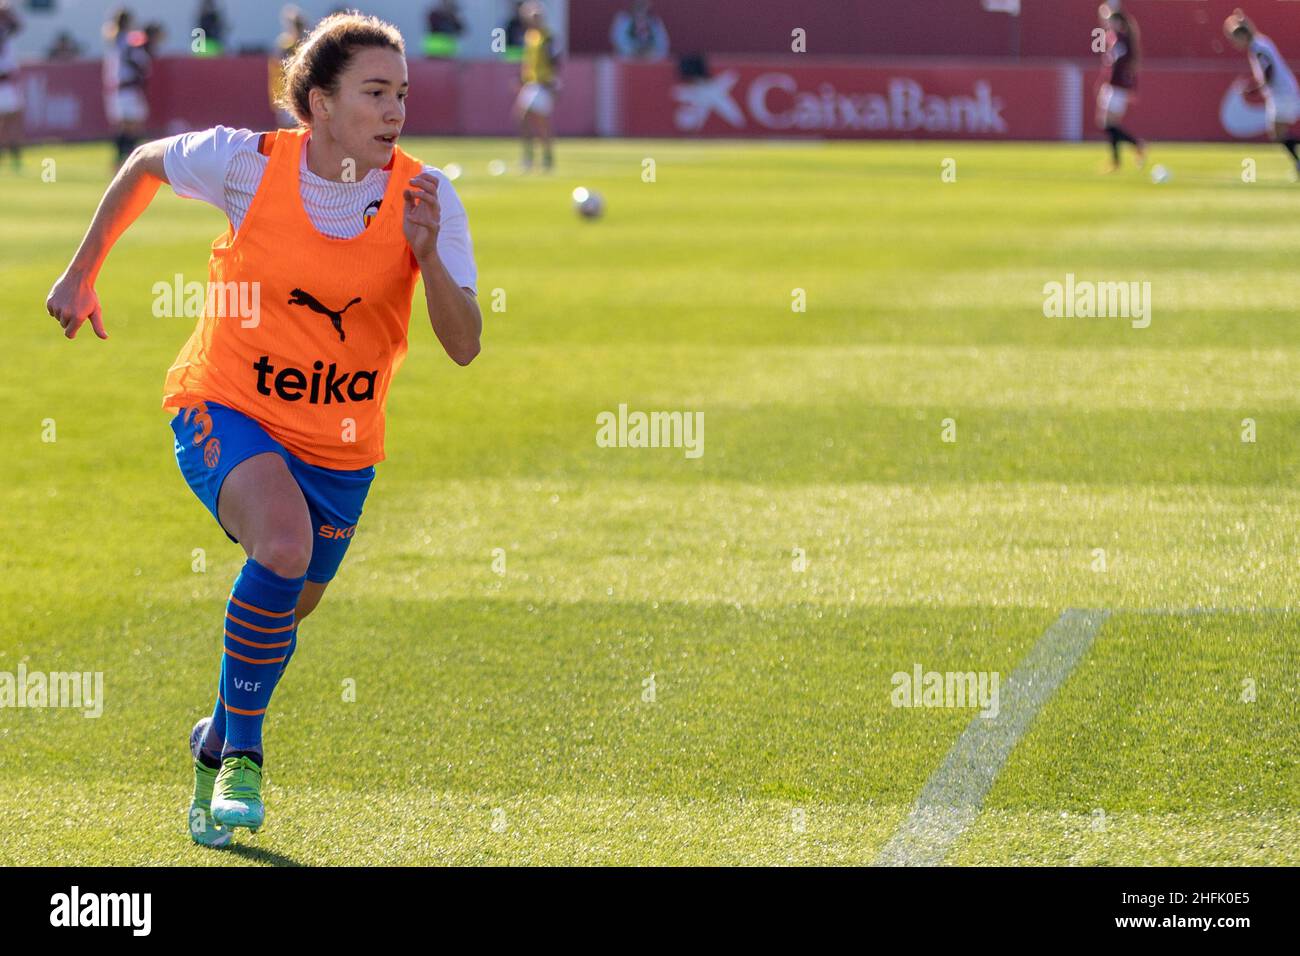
213, 558, 306, 763
199, 611, 303, 767
278, 623, 299, 681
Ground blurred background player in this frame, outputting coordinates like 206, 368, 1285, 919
514, 1, 558, 171
500, 1, 526, 63
424, 0, 465, 59
1097, 2, 1145, 172
270, 5, 310, 128
609, 0, 669, 61
46, 31, 83, 63
104, 8, 141, 168
123, 22, 164, 156
1224, 9, 1300, 178
0, 0, 22, 172
194, 0, 227, 57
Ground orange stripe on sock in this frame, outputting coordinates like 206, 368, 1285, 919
228, 595, 295, 618
226, 612, 296, 634
218, 692, 267, 717
224, 646, 287, 666
224, 629, 292, 650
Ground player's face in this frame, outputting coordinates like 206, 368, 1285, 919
322, 47, 409, 169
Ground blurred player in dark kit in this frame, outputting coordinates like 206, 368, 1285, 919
1097, 2, 1146, 172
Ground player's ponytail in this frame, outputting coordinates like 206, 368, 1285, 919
277, 11, 405, 127
1119, 11, 1139, 52
103, 6, 131, 42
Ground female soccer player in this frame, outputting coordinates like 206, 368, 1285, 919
103, 7, 143, 168
1097, 2, 1146, 172
1224, 9, 1300, 177
514, 1, 560, 171
45, 12, 482, 846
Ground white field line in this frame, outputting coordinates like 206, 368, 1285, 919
875, 608, 1110, 867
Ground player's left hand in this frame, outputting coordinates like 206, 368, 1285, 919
403, 173, 441, 262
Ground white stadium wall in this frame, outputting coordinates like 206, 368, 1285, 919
4, 0, 568, 62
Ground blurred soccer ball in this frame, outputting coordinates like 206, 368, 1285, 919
572, 187, 604, 219
1150, 164, 1171, 184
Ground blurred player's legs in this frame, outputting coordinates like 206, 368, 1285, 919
1097, 83, 1145, 171
1265, 94, 1300, 176
0, 77, 21, 171
515, 81, 554, 171
105, 86, 147, 167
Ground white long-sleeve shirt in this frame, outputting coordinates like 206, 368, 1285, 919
162, 125, 477, 292
1249, 35, 1300, 101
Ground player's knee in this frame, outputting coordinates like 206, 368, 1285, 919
253, 535, 312, 579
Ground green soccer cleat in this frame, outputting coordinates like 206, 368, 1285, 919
187, 718, 232, 848
210, 755, 265, 831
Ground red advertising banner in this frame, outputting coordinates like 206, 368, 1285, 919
19, 56, 293, 142
154, 55, 292, 136
18, 59, 113, 142
1081, 65, 1278, 143
9, 54, 1291, 145
14, 56, 585, 142
614, 59, 1081, 140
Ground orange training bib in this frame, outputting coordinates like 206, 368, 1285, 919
163, 127, 422, 469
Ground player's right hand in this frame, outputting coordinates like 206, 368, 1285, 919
45, 270, 107, 340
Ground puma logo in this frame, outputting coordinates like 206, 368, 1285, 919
287, 288, 361, 342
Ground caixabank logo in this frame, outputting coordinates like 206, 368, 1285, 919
253, 287, 378, 404
672, 69, 1008, 135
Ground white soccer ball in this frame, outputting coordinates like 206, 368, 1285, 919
1150, 164, 1171, 184
572, 186, 604, 219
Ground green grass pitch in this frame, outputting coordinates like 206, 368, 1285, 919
0, 137, 1296, 865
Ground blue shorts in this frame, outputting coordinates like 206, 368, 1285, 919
170, 401, 375, 584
